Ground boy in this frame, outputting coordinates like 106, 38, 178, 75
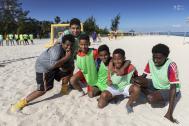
70, 34, 98, 96
133, 43, 180, 123
98, 49, 140, 113
11, 34, 75, 112
89, 44, 131, 98
57, 18, 85, 55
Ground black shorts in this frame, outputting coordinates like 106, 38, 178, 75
36, 69, 71, 91
147, 79, 180, 102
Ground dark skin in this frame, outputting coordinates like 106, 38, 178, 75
89, 51, 131, 98
133, 53, 178, 123
26, 41, 74, 103
98, 53, 140, 112
88, 50, 111, 98
70, 39, 90, 95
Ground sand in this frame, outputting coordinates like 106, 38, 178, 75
0, 36, 189, 126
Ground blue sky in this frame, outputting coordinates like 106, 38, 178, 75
20, 0, 189, 32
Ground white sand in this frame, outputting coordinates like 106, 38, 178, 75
0, 36, 189, 126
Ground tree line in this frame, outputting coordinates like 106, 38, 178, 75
0, 0, 120, 38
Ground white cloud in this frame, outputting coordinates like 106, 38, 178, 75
173, 4, 184, 11
172, 24, 181, 28
185, 17, 189, 23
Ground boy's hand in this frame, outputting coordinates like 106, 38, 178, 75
64, 49, 72, 60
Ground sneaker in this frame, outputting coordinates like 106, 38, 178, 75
11, 99, 27, 112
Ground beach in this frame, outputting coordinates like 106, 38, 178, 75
0, 35, 189, 126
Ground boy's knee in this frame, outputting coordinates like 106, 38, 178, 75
98, 101, 105, 108
101, 91, 109, 99
88, 92, 94, 98
133, 85, 141, 93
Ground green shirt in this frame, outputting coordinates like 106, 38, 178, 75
111, 64, 136, 91
76, 49, 98, 86
96, 62, 108, 91
149, 59, 180, 91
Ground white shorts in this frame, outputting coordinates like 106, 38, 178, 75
106, 84, 132, 97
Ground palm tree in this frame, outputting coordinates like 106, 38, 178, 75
54, 16, 61, 24
111, 14, 120, 31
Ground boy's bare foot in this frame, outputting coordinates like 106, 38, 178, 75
126, 104, 133, 114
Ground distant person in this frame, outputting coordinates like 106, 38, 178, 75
9, 34, 15, 46
29, 34, 34, 44
98, 49, 140, 113
91, 31, 97, 42
97, 33, 102, 42
133, 43, 181, 123
114, 30, 118, 39
19, 34, 24, 45
14, 34, 19, 45
11, 34, 75, 112
5, 34, 9, 46
23, 34, 29, 45
0, 34, 3, 46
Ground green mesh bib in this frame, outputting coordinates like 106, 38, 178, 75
149, 59, 180, 91
111, 65, 135, 91
76, 49, 97, 86
96, 62, 108, 91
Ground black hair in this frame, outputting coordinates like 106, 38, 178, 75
62, 34, 75, 44
70, 18, 81, 27
113, 48, 125, 57
79, 34, 90, 42
98, 44, 110, 54
152, 43, 170, 57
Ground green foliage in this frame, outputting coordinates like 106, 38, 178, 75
0, 0, 29, 35
111, 13, 120, 31
83, 16, 99, 35
0, 0, 112, 38
54, 16, 61, 24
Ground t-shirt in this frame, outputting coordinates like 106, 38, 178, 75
144, 62, 179, 84
35, 44, 73, 73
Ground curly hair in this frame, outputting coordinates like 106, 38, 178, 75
152, 43, 170, 57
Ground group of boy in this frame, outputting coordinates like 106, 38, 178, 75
0, 33, 34, 46
11, 18, 180, 123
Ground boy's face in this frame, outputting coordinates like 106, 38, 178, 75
70, 24, 81, 37
112, 53, 125, 69
79, 39, 90, 53
153, 53, 166, 67
99, 50, 110, 64
62, 40, 73, 52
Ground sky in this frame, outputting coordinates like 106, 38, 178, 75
20, 0, 189, 32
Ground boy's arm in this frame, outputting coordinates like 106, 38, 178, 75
107, 64, 113, 86
164, 84, 178, 123
116, 60, 131, 76
50, 50, 72, 70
